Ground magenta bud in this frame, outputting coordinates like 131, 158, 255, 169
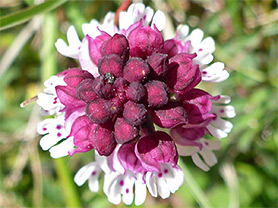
90, 123, 116, 156
166, 53, 201, 93
59, 68, 94, 88
123, 100, 147, 126
76, 78, 98, 103
170, 124, 206, 144
101, 33, 129, 62
88, 33, 111, 65
147, 53, 169, 79
98, 54, 124, 78
92, 76, 114, 98
110, 97, 123, 114
113, 77, 128, 92
114, 116, 139, 144
135, 131, 178, 172
162, 39, 190, 58
123, 57, 150, 83
86, 98, 114, 124
144, 80, 169, 108
118, 143, 144, 173
126, 82, 145, 102
128, 22, 164, 59
151, 103, 188, 128
56, 85, 86, 109
68, 115, 96, 154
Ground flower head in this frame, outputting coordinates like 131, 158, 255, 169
35, 2, 235, 206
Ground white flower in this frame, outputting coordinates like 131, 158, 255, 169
36, 75, 65, 116
55, 26, 81, 59
207, 95, 236, 139
37, 115, 69, 151
145, 163, 184, 199
74, 162, 102, 192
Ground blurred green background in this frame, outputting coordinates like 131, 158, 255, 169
0, 0, 277, 207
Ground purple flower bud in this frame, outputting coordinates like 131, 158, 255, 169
162, 39, 190, 58
123, 57, 150, 83
68, 115, 96, 155
178, 89, 214, 124
147, 53, 169, 79
98, 54, 124, 78
171, 124, 206, 143
76, 78, 98, 103
166, 53, 201, 93
92, 76, 114, 99
114, 116, 139, 144
118, 143, 145, 173
151, 103, 188, 128
101, 33, 129, 62
59, 68, 94, 88
126, 82, 145, 102
56, 85, 86, 109
135, 131, 178, 172
85, 98, 114, 124
88, 33, 111, 65
90, 123, 116, 156
144, 80, 169, 108
110, 97, 124, 114
128, 21, 164, 59
123, 100, 147, 126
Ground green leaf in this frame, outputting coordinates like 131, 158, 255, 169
0, 0, 68, 31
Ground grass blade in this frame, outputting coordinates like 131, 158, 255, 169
0, 0, 68, 31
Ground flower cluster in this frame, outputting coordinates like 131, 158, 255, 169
36, 3, 235, 205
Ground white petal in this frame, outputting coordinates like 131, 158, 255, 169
134, 174, 147, 206
37, 118, 52, 134
119, 11, 132, 30
212, 95, 231, 104
142, 7, 154, 26
67, 25, 81, 48
88, 174, 100, 192
78, 36, 99, 77
211, 117, 233, 133
55, 26, 81, 59
145, 172, 157, 197
201, 139, 221, 151
122, 175, 135, 205
176, 144, 200, 156
199, 146, 218, 167
95, 151, 110, 174
192, 154, 209, 171
36, 93, 59, 111
103, 172, 122, 204
156, 173, 171, 199
82, 20, 101, 38
207, 124, 228, 139
177, 24, 189, 39
189, 29, 204, 47
44, 75, 66, 89
74, 162, 97, 186
200, 37, 215, 53
202, 62, 230, 83
130, 3, 145, 22
160, 164, 184, 194
40, 134, 63, 151
151, 10, 165, 31
99, 12, 116, 36
211, 106, 236, 118
49, 137, 74, 158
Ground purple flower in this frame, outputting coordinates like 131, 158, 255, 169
35, 2, 235, 206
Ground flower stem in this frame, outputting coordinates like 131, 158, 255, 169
54, 158, 81, 208
178, 159, 213, 208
